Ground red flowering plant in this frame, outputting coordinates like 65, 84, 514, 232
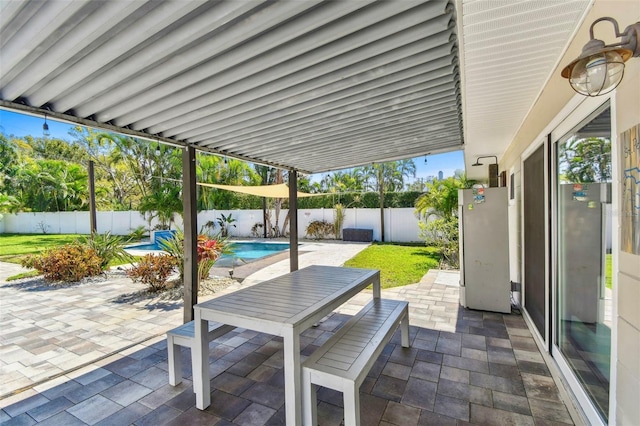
160, 229, 232, 283
197, 234, 226, 280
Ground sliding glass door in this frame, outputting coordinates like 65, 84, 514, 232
555, 103, 612, 423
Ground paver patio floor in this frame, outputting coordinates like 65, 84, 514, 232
1, 268, 578, 425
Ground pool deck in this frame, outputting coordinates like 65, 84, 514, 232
0, 241, 371, 398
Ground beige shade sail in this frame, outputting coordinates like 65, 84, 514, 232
197, 183, 323, 198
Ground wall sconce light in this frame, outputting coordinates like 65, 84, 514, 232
561, 17, 639, 96
471, 155, 498, 167
42, 114, 50, 137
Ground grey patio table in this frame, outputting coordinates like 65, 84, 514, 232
193, 264, 381, 425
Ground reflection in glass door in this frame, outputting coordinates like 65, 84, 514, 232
555, 104, 611, 422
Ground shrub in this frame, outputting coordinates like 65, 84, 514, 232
418, 217, 460, 268
197, 234, 226, 280
305, 220, 334, 239
21, 243, 102, 282
79, 231, 133, 270
159, 229, 186, 280
160, 229, 230, 281
128, 226, 148, 241
127, 254, 177, 292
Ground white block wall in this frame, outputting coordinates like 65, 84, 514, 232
0, 208, 424, 242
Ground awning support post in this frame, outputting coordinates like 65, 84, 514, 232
183, 146, 198, 323
288, 170, 299, 272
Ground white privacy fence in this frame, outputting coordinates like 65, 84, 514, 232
0, 208, 425, 243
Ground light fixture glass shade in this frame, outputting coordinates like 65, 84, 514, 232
42, 122, 50, 137
568, 50, 626, 96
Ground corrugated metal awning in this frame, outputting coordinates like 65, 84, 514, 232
0, 0, 463, 174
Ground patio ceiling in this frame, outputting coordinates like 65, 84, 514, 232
0, 0, 463, 175
459, 0, 593, 179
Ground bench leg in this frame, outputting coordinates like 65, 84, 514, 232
167, 337, 182, 386
343, 382, 361, 426
194, 316, 211, 409
401, 310, 410, 348
302, 370, 317, 426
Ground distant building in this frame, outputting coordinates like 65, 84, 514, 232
438, 171, 443, 180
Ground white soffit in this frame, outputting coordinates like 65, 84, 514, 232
0, 0, 463, 174
460, 0, 591, 174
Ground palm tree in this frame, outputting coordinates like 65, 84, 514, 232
0, 193, 20, 218
414, 175, 470, 267
361, 160, 416, 241
415, 176, 468, 220
138, 184, 183, 229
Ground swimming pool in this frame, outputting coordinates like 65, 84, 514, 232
125, 241, 290, 265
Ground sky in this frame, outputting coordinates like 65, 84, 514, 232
0, 109, 464, 182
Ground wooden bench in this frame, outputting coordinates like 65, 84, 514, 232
302, 299, 410, 426
166, 320, 234, 386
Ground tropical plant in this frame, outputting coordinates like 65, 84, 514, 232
21, 243, 102, 282
414, 175, 470, 268
159, 230, 186, 280
127, 254, 177, 292
333, 203, 345, 239
216, 213, 237, 237
201, 220, 216, 234
197, 154, 261, 210
251, 222, 264, 238
10, 158, 89, 212
415, 176, 468, 220
79, 231, 133, 270
0, 193, 20, 217
128, 226, 148, 241
318, 169, 366, 193
160, 229, 231, 281
138, 183, 183, 229
71, 129, 183, 210
362, 160, 416, 241
196, 234, 227, 280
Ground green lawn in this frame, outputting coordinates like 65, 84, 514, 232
344, 243, 440, 289
0, 233, 84, 263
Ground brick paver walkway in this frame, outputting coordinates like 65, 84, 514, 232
0, 271, 184, 397
0, 241, 371, 399
1, 269, 579, 425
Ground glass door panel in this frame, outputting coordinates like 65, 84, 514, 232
555, 104, 611, 422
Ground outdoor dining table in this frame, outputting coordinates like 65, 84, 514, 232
193, 264, 381, 425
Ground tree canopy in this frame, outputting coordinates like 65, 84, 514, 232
2, 126, 434, 221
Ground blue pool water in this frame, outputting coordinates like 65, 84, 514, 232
126, 241, 290, 265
